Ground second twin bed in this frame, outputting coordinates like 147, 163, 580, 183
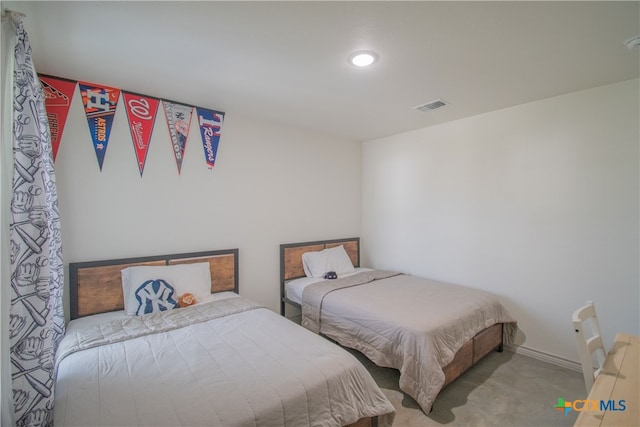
280, 237, 517, 414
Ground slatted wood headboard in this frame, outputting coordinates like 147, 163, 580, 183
279, 237, 359, 315
69, 248, 239, 320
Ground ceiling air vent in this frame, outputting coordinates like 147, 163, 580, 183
413, 99, 448, 112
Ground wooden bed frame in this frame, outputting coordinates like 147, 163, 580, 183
68, 248, 239, 320
67, 248, 377, 427
280, 237, 504, 392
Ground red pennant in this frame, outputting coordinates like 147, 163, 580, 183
39, 75, 76, 162
123, 92, 160, 176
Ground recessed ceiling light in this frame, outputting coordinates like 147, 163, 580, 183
348, 51, 378, 67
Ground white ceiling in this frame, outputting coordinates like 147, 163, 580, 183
7, 1, 640, 142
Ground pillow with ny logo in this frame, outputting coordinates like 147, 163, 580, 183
121, 263, 211, 315
134, 279, 178, 316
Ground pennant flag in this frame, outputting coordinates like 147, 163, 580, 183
163, 100, 194, 174
195, 107, 224, 170
39, 75, 76, 162
78, 81, 120, 171
123, 92, 160, 176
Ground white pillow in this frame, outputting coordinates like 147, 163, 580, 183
302, 245, 355, 278
121, 262, 212, 315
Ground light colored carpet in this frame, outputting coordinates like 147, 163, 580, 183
347, 348, 586, 427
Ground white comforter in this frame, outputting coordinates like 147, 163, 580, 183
54, 295, 395, 427
301, 271, 517, 414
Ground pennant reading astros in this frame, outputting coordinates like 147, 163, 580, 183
39, 75, 76, 162
123, 92, 160, 176
78, 81, 121, 171
196, 107, 224, 170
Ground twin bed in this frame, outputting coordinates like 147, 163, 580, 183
55, 249, 395, 427
280, 237, 517, 414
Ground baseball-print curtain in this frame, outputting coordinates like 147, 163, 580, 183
2, 10, 65, 426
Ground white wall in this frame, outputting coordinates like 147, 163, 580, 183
55, 99, 362, 318
362, 79, 639, 363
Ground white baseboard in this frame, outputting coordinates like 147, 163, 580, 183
507, 345, 582, 372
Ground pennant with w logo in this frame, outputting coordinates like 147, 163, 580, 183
78, 81, 121, 171
123, 92, 160, 176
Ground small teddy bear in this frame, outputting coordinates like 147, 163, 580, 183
178, 292, 197, 308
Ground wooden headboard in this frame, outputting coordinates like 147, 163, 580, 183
69, 248, 239, 320
279, 237, 359, 315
